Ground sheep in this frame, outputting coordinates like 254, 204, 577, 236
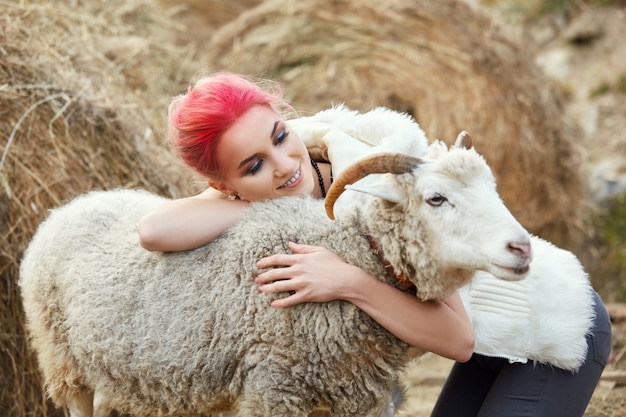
18, 132, 533, 417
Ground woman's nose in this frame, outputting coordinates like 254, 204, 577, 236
273, 151, 293, 177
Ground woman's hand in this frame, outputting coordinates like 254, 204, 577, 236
255, 241, 358, 308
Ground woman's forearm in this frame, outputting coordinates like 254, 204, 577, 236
342, 273, 475, 362
138, 197, 250, 252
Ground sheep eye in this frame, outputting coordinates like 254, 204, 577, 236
426, 194, 447, 207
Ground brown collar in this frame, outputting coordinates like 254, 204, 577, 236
366, 235, 416, 293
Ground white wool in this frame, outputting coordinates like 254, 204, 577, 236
289, 104, 428, 178
460, 236, 595, 371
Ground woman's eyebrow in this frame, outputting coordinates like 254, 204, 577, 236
270, 120, 279, 137
238, 154, 257, 170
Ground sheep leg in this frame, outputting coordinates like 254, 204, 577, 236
66, 389, 113, 417
92, 390, 113, 417
237, 365, 313, 417
66, 391, 93, 417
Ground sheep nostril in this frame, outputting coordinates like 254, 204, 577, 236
509, 242, 532, 261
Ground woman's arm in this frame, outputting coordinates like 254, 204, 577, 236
255, 242, 475, 363
138, 188, 250, 252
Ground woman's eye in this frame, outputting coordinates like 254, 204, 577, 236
248, 159, 263, 175
246, 128, 289, 175
426, 194, 447, 207
274, 129, 289, 145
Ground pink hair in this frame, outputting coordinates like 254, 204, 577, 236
168, 72, 290, 178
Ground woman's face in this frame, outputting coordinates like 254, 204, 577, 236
210, 105, 316, 201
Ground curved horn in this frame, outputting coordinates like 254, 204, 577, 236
324, 153, 422, 219
454, 131, 473, 149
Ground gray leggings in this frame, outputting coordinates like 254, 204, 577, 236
430, 292, 612, 417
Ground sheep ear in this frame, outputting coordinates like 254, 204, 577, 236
454, 131, 473, 149
345, 175, 404, 203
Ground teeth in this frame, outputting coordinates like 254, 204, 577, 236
281, 169, 300, 188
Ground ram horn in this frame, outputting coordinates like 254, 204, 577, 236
324, 153, 422, 219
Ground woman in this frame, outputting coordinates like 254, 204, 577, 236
139, 72, 610, 416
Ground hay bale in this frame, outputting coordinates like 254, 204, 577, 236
0, 1, 201, 416
159, 0, 263, 33
205, 0, 586, 250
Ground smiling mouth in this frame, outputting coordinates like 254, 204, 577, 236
278, 167, 301, 189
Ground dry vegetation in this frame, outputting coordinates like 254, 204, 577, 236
0, 0, 623, 416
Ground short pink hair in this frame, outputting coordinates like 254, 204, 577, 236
168, 72, 290, 178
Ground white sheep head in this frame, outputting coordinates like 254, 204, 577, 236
325, 132, 532, 300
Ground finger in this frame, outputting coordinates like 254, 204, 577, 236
257, 278, 297, 294
288, 241, 321, 254
255, 268, 295, 285
271, 292, 304, 308
257, 253, 298, 269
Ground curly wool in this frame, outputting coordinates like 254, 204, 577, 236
19, 190, 408, 417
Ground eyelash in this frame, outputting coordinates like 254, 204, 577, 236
275, 129, 289, 145
247, 129, 290, 175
